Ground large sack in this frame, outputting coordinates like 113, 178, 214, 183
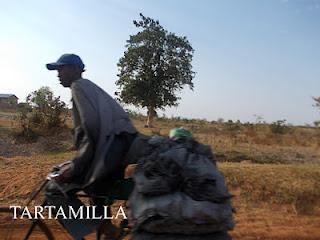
131, 230, 231, 240
128, 136, 235, 234
133, 136, 232, 202
129, 191, 234, 234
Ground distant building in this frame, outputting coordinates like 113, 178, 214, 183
0, 94, 19, 109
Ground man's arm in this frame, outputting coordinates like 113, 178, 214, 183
54, 126, 94, 183
56, 81, 98, 183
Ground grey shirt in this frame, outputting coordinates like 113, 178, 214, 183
69, 78, 136, 186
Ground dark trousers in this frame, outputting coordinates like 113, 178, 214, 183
45, 133, 135, 240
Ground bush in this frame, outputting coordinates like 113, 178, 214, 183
16, 87, 68, 139
314, 121, 320, 127
26, 87, 68, 128
270, 120, 290, 134
15, 107, 38, 141
224, 120, 241, 132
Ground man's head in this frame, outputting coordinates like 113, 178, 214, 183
46, 54, 85, 87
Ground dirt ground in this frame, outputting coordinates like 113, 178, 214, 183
1, 204, 320, 240
1, 161, 320, 239
1, 111, 320, 239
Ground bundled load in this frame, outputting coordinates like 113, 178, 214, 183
127, 128, 235, 240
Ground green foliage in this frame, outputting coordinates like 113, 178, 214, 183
224, 120, 242, 132
16, 87, 68, 139
16, 105, 38, 141
26, 86, 68, 128
270, 119, 290, 134
314, 120, 320, 127
126, 109, 145, 121
116, 13, 195, 118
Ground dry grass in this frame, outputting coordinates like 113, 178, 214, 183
231, 205, 320, 240
1, 156, 320, 214
220, 163, 320, 214
132, 116, 320, 164
1, 111, 320, 239
1, 155, 320, 239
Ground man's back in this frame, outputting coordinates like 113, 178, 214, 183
71, 78, 137, 186
71, 78, 136, 138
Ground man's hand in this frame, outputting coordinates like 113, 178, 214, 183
51, 162, 73, 183
54, 169, 73, 183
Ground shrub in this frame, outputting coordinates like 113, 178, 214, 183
270, 119, 290, 134
15, 106, 38, 141
26, 87, 68, 129
15, 87, 68, 139
225, 120, 241, 132
314, 121, 320, 127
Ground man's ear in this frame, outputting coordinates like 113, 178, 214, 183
72, 65, 83, 77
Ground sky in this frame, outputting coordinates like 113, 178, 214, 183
0, 0, 319, 125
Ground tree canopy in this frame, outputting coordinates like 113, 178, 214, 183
116, 13, 195, 127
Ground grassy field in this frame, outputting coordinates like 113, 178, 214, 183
0, 110, 320, 239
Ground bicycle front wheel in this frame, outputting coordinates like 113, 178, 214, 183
0, 207, 54, 240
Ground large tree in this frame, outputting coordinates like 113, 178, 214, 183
116, 13, 195, 127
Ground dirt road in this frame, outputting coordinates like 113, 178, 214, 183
1, 205, 320, 240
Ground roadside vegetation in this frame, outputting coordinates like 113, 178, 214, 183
14, 86, 69, 142
1, 109, 320, 239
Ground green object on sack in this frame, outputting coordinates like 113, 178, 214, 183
169, 127, 193, 140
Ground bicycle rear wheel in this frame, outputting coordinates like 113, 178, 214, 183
0, 207, 54, 240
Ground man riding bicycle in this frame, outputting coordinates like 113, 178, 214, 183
45, 54, 137, 240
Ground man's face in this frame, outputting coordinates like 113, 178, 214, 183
57, 65, 79, 88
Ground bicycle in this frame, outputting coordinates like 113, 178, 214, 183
0, 171, 134, 240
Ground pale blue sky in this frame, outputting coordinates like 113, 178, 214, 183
1, 0, 319, 125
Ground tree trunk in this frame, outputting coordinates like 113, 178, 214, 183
146, 106, 156, 128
